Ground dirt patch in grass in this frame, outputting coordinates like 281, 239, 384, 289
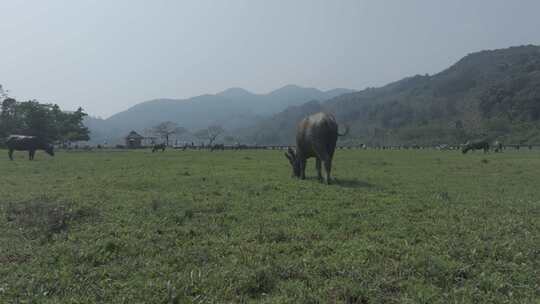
4, 198, 99, 241
235, 266, 278, 298
0, 254, 31, 265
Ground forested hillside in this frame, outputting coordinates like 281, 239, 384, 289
249, 45, 540, 145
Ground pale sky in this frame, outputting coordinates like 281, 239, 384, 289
1, 0, 539, 118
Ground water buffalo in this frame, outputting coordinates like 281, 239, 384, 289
462, 140, 490, 154
234, 143, 248, 150
6, 135, 54, 160
284, 112, 348, 184
210, 144, 225, 151
493, 141, 503, 153
152, 143, 166, 152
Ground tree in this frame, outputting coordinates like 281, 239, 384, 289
193, 125, 224, 146
152, 121, 186, 146
18, 101, 57, 140
0, 98, 21, 138
223, 135, 236, 143
56, 107, 90, 144
0, 87, 90, 144
0, 84, 8, 100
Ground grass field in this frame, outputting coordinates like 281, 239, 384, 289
0, 148, 538, 303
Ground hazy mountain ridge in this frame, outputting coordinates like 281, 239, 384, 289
248, 45, 540, 145
84, 85, 355, 143
86, 45, 540, 146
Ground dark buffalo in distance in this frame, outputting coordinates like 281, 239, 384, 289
234, 144, 248, 150
210, 144, 225, 151
462, 140, 490, 154
285, 112, 348, 184
152, 143, 166, 153
6, 135, 54, 160
493, 141, 504, 153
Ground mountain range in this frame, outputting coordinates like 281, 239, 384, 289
247, 45, 540, 145
86, 44, 540, 146
84, 85, 354, 143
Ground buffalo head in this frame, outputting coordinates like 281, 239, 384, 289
284, 147, 301, 177
45, 144, 55, 156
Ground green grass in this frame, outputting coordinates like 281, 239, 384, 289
0, 149, 538, 303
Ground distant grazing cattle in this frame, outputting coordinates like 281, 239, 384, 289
462, 140, 490, 154
210, 144, 225, 151
284, 112, 348, 184
437, 144, 450, 150
234, 144, 248, 150
493, 141, 503, 153
152, 143, 166, 153
6, 135, 54, 160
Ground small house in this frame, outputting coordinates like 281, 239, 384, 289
125, 131, 144, 148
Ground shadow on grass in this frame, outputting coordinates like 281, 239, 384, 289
334, 178, 377, 189
292, 176, 378, 189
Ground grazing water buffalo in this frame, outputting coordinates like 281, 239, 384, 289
234, 143, 248, 150
210, 144, 225, 151
493, 141, 504, 153
6, 135, 54, 160
462, 140, 490, 154
285, 112, 348, 184
152, 143, 166, 152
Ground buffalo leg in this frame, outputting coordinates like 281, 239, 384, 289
8, 149, 13, 160
323, 159, 332, 184
29, 150, 35, 160
315, 158, 323, 181
300, 159, 307, 180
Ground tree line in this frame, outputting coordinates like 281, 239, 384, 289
150, 121, 225, 146
0, 85, 90, 146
